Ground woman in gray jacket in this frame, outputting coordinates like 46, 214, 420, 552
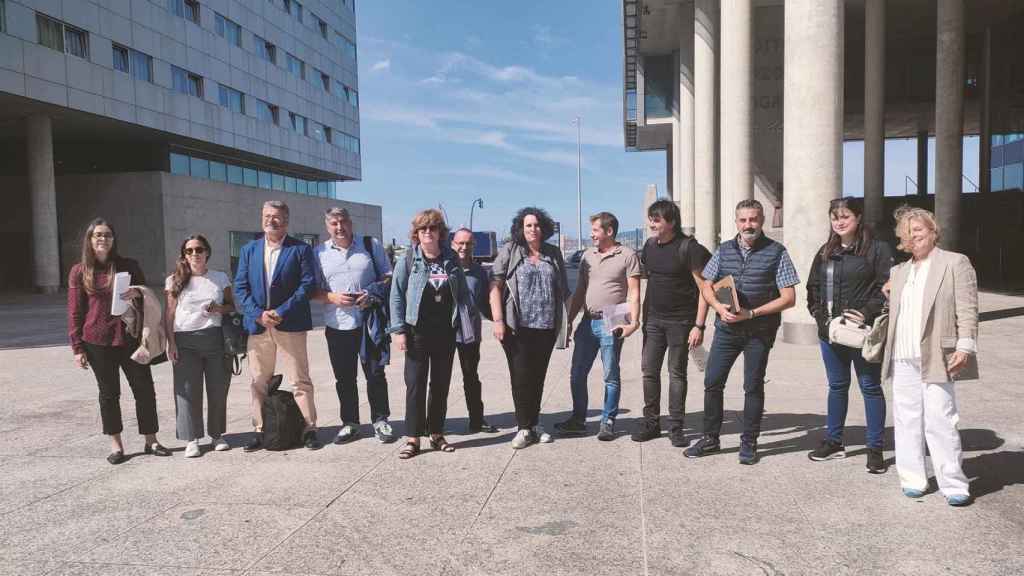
489, 207, 571, 450
389, 209, 477, 459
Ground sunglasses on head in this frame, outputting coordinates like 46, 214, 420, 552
184, 247, 206, 255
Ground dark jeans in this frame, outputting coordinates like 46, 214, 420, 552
819, 339, 886, 448
404, 325, 456, 436
457, 341, 486, 426
325, 326, 390, 425
82, 342, 159, 436
501, 326, 557, 430
702, 324, 776, 444
641, 317, 690, 430
172, 327, 228, 441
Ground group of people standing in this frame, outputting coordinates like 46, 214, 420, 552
67, 195, 979, 506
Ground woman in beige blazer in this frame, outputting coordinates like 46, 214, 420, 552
882, 206, 978, 506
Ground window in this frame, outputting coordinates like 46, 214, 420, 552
284, 176, 296, 193
324, 126, 333, 144
172, 66, 203, 97
228, 164, 244, 184
218, 84, 245, 114
209, 161, 226, 182
289, 112, 306, 135
313, 14, 327, 39
170, 152, 189, 175
169, 0, 200, 24
112, 44, 129, 73
37, 14, 89, 59
243, 167, 258, 187
258, 170, 272, 189
284, 0, 303, 22
347, 87, 358, 109
320, 72, 330, 92
272, 173, 285, 191
190, 156, 209, 179
215, 13, 241, 47
254, 99, 278, 124
255, 35, 276, 63
286, 53, 304, 79
309, 121, 325, 142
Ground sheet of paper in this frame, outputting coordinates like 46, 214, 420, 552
110, 272, 131, 316
602, 303, 632, 333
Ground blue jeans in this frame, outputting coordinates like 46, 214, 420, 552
702, 324, 776, 444
569, 318, 623, 422
818, 339, 885, 448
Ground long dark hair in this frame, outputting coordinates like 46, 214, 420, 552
819, 197, 873, 261
647, 199, 685, 238
510, 207, 556, 246
169, 235, 212, 297
80, 218, 120, 294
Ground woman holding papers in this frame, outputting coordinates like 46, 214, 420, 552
67, 218, 170, 464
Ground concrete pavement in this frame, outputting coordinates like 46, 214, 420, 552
1, 292, 1022, 575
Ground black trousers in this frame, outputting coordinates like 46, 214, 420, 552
404, 325, 456, 436
501, 326, 557, 430
325, 326, 390, 425
456, 341, 485, 426
641, 317, 691, 431
82, 342, 159, 436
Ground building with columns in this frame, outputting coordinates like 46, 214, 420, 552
622, 0, 1024, 344
0, 0, 380, 292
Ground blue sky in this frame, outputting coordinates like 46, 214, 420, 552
341, 1, 980, 245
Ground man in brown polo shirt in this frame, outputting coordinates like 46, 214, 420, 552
555, 212, 641, 441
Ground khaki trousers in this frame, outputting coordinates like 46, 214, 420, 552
248, 327, 317, 432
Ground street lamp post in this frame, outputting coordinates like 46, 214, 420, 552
573, 116, 583, 251
469, 197, 483, 231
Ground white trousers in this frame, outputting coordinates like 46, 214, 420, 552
892, 359, 969, 497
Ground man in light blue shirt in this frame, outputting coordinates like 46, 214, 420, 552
313, 207, 394, 444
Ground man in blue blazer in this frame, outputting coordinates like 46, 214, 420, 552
234, 200, 322, 451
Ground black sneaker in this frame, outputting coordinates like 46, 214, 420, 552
468, 420, 499, 434
303, 431, 323, 451
243, 435, 263, 452
684, 435, 720, 458
631, 420, 661, 442
808, 439, 846, 461
554, 417, 587, 436
738, 441, 758, 465
866, 447, 887, 474
669, 428, 688, 448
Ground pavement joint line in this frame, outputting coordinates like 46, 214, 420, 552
638, 442, 650, 576
69, 499, 185, 564
0, 465, 120, 519
240, 439, 398, 573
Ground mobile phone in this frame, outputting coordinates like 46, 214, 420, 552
612, 327, 623, 339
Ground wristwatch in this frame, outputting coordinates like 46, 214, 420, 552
695, 324, 706, 331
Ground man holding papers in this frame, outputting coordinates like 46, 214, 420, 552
555, 212, 641, 441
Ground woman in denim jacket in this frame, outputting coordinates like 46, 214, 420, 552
489, 207, 571, 450
389, 209, 477, 459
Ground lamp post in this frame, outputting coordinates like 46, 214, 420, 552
573, 116, 583, 251
469, 197, 483, 230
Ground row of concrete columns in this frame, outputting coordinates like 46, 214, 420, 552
665, 0, 967, 343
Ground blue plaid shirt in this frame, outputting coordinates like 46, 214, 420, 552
703, 235, 801, 289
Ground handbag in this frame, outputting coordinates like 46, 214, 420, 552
828, 310, 869, 349
221, 312, 247, 375
861, 306, 888, 363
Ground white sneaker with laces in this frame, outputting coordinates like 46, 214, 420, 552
184, 440, 201, 458
511, 429, 533, 449
534, 425, 553, 443
211, 437, 230, 451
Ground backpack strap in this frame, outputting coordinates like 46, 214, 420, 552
676, 235, 693, 273
363, 235, 382, 281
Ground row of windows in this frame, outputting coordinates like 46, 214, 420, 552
169, 152, 343, 199
992, 162, 1023, 192
36, 13, 89, 59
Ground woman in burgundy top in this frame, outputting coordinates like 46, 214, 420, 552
68, 218, 170, 464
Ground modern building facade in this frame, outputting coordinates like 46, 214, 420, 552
622, 0, 1024, 344
0, 0, 379, 291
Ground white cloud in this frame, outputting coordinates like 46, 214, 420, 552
370, 59, 391, 72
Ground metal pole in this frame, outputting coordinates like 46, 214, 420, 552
576, 116, 583, 251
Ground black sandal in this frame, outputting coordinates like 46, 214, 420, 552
430, 435, 456, 453
398, 440, 420, 460
106, 451, 126, 465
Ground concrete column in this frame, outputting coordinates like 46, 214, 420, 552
782, 0, 845, 345
719, 0, 753, 241
665, 140, 674, 200
864, 0, 886, 230
26, 115, 60, 294
643, 184, 658, 241
694, 0, 719, 249
678, 2, 696, 235
916, 130, 928, 196
979, 26, 992, 194
935, 0, 964, 251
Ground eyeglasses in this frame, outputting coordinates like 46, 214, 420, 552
184, 247, 206, 255
92, 232, 113, 239
418, 225, 439, 234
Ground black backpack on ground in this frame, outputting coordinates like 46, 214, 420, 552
261, 374, 305, 451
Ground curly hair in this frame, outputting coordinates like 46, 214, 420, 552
510, 206, 557, 245
408, 208, 449, 246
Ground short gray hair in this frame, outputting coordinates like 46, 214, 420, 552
735, 199, 764, 214
263, 200, 290, 217
325, 207, 351, 221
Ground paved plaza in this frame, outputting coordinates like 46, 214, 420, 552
1, 292, 1023, 576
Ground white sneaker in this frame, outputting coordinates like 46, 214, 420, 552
184, 440, 201, 458
533, 425, 553, 444
211, 437, 230, 451
511, 429, 533, 449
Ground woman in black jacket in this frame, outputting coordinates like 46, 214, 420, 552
805, 197, 893, 473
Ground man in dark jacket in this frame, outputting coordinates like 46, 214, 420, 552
452, 228, 498, 433
685, 199, 799, 465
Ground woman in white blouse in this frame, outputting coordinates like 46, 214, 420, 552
882, 207, 979, 506
165, 235, 235, 457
